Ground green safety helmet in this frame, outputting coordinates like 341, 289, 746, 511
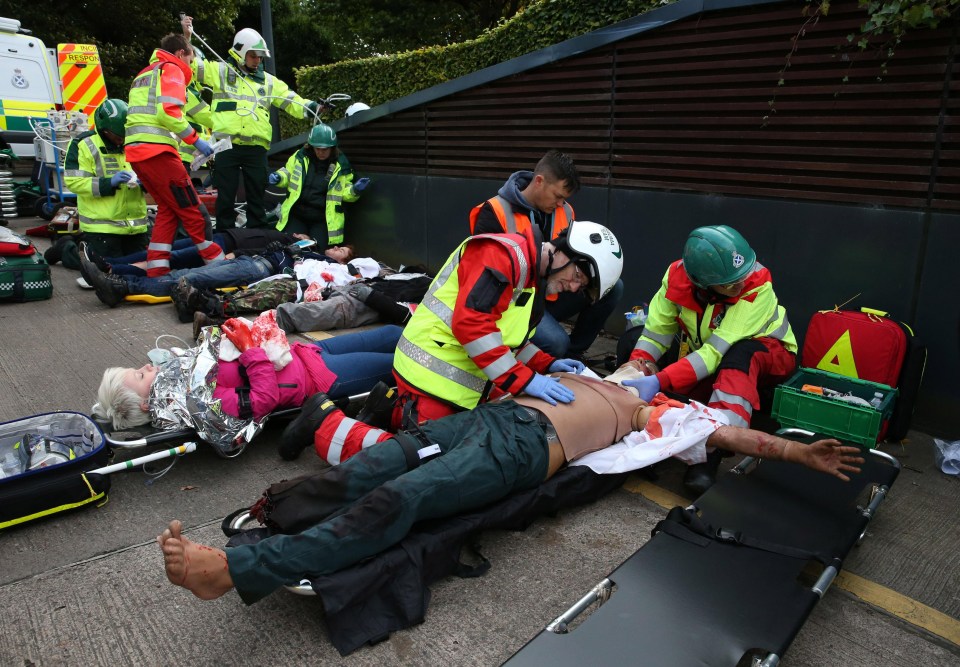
94, 98, 128, 139
681, 225, 756, 289
308, 124, 337, 148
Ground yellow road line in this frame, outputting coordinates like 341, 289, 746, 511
623, 474, 960, 647
835, 571, 960, 646
623, 476, 689, 509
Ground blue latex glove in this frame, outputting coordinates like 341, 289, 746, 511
549, 358, 586, 374
268, 172, 281, 185
622, 374, 661, 402
194, 138, 214, 157
110, 171, 132, 187
524, 374, 576, 406
353, 177, 370, 193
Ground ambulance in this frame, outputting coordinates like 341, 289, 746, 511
0, 17, 60, 159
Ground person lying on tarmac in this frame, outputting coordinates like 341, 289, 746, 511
90, 229, 348, 276
188, 269, 433, 337
156, 373, 864, 604
78, 239, 349, 309
93, 324, 402, 430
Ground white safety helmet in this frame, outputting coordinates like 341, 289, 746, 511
231, 28, 271, 61
552, 221, 623, 303
345, 102, 371, 117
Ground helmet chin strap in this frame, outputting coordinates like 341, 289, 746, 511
545, 248, 571, 277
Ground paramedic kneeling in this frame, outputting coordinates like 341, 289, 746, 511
619, 225, 797, 495
156, 374, 862, 604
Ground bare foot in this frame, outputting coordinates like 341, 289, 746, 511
157, 520, 234, 600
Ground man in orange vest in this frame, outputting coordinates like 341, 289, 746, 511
470, 150, 623, 359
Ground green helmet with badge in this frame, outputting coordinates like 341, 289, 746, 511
94, 98, 128, 140
682, 225, 756, 289
308, 124, 337, 148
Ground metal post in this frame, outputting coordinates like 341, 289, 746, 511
260, 0, 281, 143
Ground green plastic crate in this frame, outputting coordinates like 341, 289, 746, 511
771, 368, 898, 447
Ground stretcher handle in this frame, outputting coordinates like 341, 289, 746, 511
545, 578, 614, 634
89, 442, 197, 475
860, 484, 889, 519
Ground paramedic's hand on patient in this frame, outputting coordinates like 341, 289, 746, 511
622, 374, 660, 402
268, 172, 281, 185
110, 171, 132, 187
549, 358, 586, 374
222, 319, 255, 352
524, 374, 575, 406
194, 138, 214, 157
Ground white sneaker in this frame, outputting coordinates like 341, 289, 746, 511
76, 276, 93, 290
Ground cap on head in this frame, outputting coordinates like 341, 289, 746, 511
681, 225, 756, 289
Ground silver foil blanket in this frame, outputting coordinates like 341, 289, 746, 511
148, 327, 263, 455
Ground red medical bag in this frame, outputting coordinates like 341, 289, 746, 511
801, 307, 926, 441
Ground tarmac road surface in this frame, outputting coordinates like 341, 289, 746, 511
0, 214, 957, 666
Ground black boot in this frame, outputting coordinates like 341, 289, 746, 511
354, 381, 397, 430
80, 250, 129, 307
170, 276, 200, 323
279, 393, 339, 460
43, 235, 76, 265
683, 449, 724, 497
192, 311, 225, 341
363, 290, 414, 325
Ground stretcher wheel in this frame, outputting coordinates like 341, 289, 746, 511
227, 511, 316, 597
38, 199, 65, 221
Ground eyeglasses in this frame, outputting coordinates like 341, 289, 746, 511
571, 263, 589, 287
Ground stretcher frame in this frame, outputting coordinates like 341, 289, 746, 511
503, 428, 901, 667
105, 390, 370, 459
122, 285, 241, 305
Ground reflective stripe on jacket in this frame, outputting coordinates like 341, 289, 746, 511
63, 131, 148, 234
274, 147, 358, 244
469, 195, 573, 240
194, 59, 309, 149
178, 84, 213, 165
469, 196, 573, 301
394, 233, 551, 410
632, 260, 797, 392
125, 49, 198, 159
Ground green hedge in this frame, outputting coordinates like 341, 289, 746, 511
281, 0, 667, 138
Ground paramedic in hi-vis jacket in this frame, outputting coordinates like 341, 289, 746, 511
124, 33, 224, 277
391, 220, 624, 428
184, 16, 323, 231
470, 150, 624, 359
619, 225, 797, 494
269, 124, 369, 247
60, 99, 148, 269
155, 373, 863, 605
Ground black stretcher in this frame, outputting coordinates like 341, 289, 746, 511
503, 428, 901, 667
102, 391, 368, 458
